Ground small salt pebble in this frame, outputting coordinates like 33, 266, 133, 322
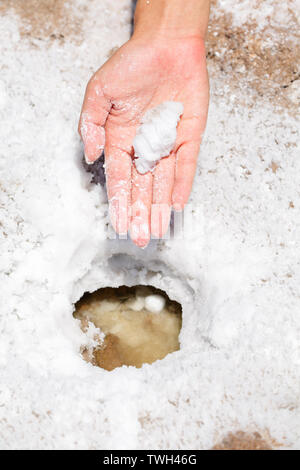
145, 294, 166, 314
125, 296, 145, 311
98, 299, 119, 313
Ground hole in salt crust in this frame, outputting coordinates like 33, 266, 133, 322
73, 285, 182, 371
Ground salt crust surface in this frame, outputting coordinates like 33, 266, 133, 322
133, 101, 183, 174
0, 0, 300, 449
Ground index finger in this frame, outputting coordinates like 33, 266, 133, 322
172, 116, 203, 210
79, 76, 111, 164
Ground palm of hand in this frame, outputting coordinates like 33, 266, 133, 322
79, 37, 209, 247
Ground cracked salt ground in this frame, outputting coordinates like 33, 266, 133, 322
0, 0, 300, 450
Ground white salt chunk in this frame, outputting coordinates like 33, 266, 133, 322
145, 294, 166, 314
133, 101, 184, 174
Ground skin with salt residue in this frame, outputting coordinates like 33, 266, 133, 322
133, 101, 184, 174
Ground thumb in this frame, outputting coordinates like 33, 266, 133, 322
78, 76, 111, 164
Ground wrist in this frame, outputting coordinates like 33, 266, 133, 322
133, 0, 210, 41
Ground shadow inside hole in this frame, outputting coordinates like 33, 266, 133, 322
73, 285, 182, 371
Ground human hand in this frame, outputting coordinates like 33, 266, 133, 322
79, 33, 209, 248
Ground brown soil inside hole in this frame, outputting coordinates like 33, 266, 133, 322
74, 286, 182, 371
94, 334, 124, 372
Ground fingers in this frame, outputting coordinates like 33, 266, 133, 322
105, 126, 135, 236
105, 146, 132, 236
130, 167, 153, 248
130, 153, 175, 247
151, 153, 175, 238
172, 140, 200, 210
172, 116, 202, 210
79, 77, 111, 164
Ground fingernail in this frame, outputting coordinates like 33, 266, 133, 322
84, 146, 104, 165
130, 220, 150, 248
172, 202, 184, 212
84, 151, 94, 165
